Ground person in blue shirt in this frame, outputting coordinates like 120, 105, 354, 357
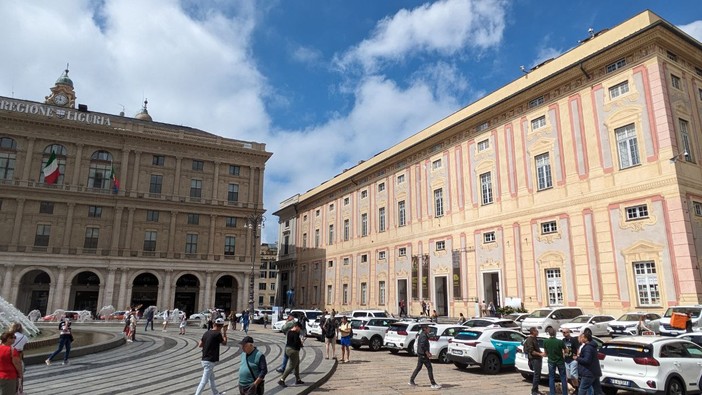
238, 336, 267, 395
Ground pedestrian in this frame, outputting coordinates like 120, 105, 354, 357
686, 312, 693, 333
399, 300, 406, 317
480, 300, 487, 317
278, 322, 304, 387
421, 300, 427, 316
242, 311, 250, 334
0, 331, 22, 395
144, 308, 154, 331
338, 316, 352, 363
9, 323, 27, 392
263, 312, 269, 329
458, 313, 465, 324
544, 327, 568, 395
561, 328, 580, 393
524, 327, 545, 395
488, 301, 496, 317
238, 336, 267, 395
162, 310, 170, 332
195, 317, 228, 395
323, 313, 338, 359
430, 310, 438, 323
408, 324, 441, 389
275, 315, 296, 373
128, 311, 137, 341
299, 313, 309, 338
45, 316, 73, 366
636, 316, 651, 335
576, 332, 604, 395
179, 312, 188, 335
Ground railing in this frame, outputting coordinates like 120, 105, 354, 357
0, 244, 244, 262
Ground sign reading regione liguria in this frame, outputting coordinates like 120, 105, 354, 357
0, 98, 112, 126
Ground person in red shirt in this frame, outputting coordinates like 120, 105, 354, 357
0, 331, 22, 394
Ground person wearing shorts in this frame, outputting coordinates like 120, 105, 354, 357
338, 316, 352, 363
323, 314, 338, 359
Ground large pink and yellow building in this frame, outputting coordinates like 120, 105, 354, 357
274, 11, 702, 317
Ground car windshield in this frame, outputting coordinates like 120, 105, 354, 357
528, 309, 553, 318
617, 313, 643, 321
373, 312, 388, 317
600, 343, 653, 358
350, 320, 364, 329
569, 316, 591, 323
498, 321, 518, 327
454, 331, 481, 340
306, 312, 323, 320
389, 323, 408, 330
663, 307, 701, 318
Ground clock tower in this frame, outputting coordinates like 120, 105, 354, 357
45, 67, 76, 108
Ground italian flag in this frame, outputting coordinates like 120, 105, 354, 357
42, 152, 60, 184
110, 165, 120, 194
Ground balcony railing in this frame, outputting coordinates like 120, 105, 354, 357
0, 244, 244, 262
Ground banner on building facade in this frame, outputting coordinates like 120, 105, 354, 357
452, 250, 461, 299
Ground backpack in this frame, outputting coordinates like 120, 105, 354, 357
324, 321, 336, 338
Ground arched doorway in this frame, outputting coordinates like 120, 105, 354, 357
70, 271, 100, 316
132, 273, 159, 310
17, 270, 51, 315
174, 274, 200, 315
214, 275, 238, 316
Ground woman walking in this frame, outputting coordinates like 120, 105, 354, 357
278, 322, 304, 387
338, 316, 352, 363
0, 331, 22, 395
45, 316, 73, 365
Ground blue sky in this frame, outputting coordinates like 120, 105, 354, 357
1, 1, 701, 243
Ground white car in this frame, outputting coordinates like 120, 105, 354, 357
384, 320, 429, 355
504, 313, 530, 330
559, 314, 615, 337
412, 324, 465, 363
676, 332, 702, 347
272, 318, 296, 332
447, 328, 525, 374
462, 317, 520, 330
600, 336, 702, 395
660, 305, 702, 336
607, 312, 661, 337
515, 334, 604, 380
350, 309, 389, 318
350, 317, 399, 350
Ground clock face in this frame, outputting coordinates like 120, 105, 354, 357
53, 94, 68, 106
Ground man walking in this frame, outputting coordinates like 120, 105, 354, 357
275, 316, 295, 373
263, 312, 269, 329
238, 336, 267, 395
195, 317, 227, 395
45, 316, 73, 366
144, 308, 154, 331
544, 327, 568, 395
524, 327, 545, 395
409, 325, 441, 389
278, 322, 304, 387
576, 332, 604, 395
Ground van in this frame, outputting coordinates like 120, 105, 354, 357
520, 307, 583, 334
351, 309, 389, 318
659, 305, 702, 336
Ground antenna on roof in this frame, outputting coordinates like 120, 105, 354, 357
588, 27, 594, 38
520, 65, 528, 74
118, 104, 125, 117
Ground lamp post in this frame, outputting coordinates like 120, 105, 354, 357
245, 212, 265, 317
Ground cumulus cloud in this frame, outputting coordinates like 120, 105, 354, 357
679, 20, 702, 42
290, 45, 324, 66
335, 0, 508, 72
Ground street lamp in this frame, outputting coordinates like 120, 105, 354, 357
245, 212, 265, 317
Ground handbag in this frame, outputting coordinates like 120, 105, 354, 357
244, 351, 264, 395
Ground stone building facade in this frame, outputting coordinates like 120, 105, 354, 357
0, 70, 272, 317
275, 11, 702, 318
255, 243, 278, 308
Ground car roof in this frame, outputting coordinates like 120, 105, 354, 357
466, 317, 508, 321
429, 323, 464, 329
467, 327, 523, 333
604, 336, 676, 345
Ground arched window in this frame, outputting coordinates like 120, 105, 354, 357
0, 137, 18, 181
87, 150, 113, 189
39, 144, 68, 184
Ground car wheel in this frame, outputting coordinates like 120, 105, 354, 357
453, 362, 468, 370
369, 336, 383, 351
438, 349, 449, 363
351, 344, 361, 350
389, 349, 399, 354
665, 378, 685, 395
602, 388, 618, 395
520, 372, 533, 381
407, 341, 416, 356
481, 353, 502, 375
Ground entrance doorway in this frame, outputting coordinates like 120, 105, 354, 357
17, 270, 50, 314
70, 271, 100, 316
434, 277, 448, 316
397, 279, 408, 316
482, 272, 501, 312
215, 275, 237, 316
132, 273, 159, 311
174, 274, 200, 314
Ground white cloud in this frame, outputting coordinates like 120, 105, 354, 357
290, 45, 323, 66
335, 0, 507, 72
679, 20, 702, 42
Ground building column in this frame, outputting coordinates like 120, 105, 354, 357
257, 167, 264, 206
204, 271, 213, 308
212, 161, 220, 202
111, 206, 124, 254
198, 286, 205, 312
103, 268, 117, 308
62, 203, 76, 253
238, 274, 247, 311
21, 137, 35, 181
1, 264, 14, 301
208, 215, 216, 257
120, 148, 130, 196
124, 207, 135, 251
248, 166, 255, 207
53, 266, 67, 312
173, 156, 182, 197
161, 269, 173, 309
130, 150, 141, 197
10, 198, 25, 250
71, 143, 84, 187
168, 211, 178, 256
117, 269, 129, 309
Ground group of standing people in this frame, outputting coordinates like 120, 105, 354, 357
479, 300, 498, 317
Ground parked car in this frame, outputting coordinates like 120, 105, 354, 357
520, 307, 584, 334
504, 313, 530, 330
349, 317, 399, 350
351, 310, 389, 318
600, 336, 702, 395
447, 328, 526, 374
559, 314, 615, 337
189, 310, 211, 321
252, 309, 273, 324
607, 312, 661, 337
515, 333, 604, 380
462, 317, 519, 330
384, 320, 428, 355
659, 305, 702, 336
412, 324, 465, 363
309, 313, 350, 341
676, 332, 702, 347
272, 317, 295, 332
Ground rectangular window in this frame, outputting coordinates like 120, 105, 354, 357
185, 234, 198, 254
378, 251, 386, 260
378, 207, 386, 232
531, 115, 546, 130
397, 174, 405, 184
378, 183, 385, 192
483, 232, 495, 243
535, 153, 553, 190
302, 233, 307, 248
224, 236, 236, 255
361, 254, 368, 263
344, 197, 350, 205
679, 119, 694, 162
190, 179, 202, 198
431, 159, 442, 170
477, 139, 490, 152
327, 285, 333, 304
667, 51, 678, 61
476, 121, 489, 132
609, 81, 629, 99
343, 284, 349, 304
626, 204, 649, 221
192, 160, 204, 171
360, 190, 368, 199
152, 155, 165, 166
143, 231, 157, 252
343, 219, 350, 241
606, 58, 626, 73
227, 184, 239, 202
328, 224, 334, 245
88, 206, 102, 218
39, 201, 54, 214
699, 88, 702, 101
545, 268, 564, 306
360, 282, 367, 305
361, 213, 368, 236
528, 95, 545, 108
229, 165, 240, 175
434, 188, 444, 217
34, 224, 51, 247
150, 174, 163, 194
634, 261, 660, 306
694, 201, 702, 217
187, 213, 199, 225
258, 283, 266, 291
480, 172, 493, 205
615, 123, 640, 169
329, 203, 334, 211
315, 209, 320, 217
398, 200, 406, 226
541, 221, 558, 234
328, 260, 334, 268
671, 74, 682, 90
315, 229, 320, 248
398, 247, 407, 257
379, 281, 386, 305
436, 240, 445, 251
84, 227, 99, 249
146, 210, 159, 222
269, 295, 275, 305
225, 217, 236, 227
343, 257, 350, 265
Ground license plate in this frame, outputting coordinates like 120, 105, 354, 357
614, 330, 622, 333
451, 350, 462, 355
610, 379, 630, 387
386, 342, 395, 347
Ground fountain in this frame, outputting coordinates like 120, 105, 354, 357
170, 308, 182, 323
0, 296, 41, 337
98, 305, 116, 320
43, 309, 94, 323
27, 310, 42, 322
